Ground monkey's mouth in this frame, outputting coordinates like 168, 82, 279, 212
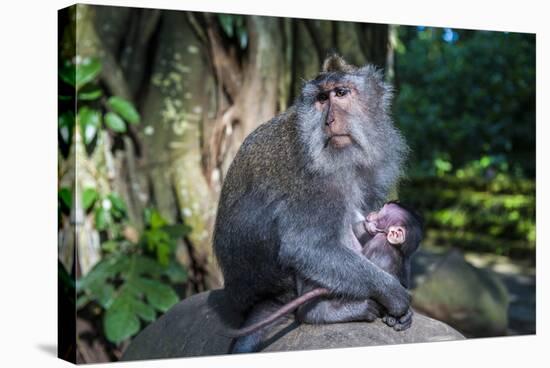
365, 220, 386, 236
328, 134, 353, 148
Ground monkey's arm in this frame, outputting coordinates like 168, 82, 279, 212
278, 211, 410, 318
352, 220, 373, 247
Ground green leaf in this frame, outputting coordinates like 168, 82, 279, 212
104, 293, 140, 344
143, 228, 173, 264
75, 58, 101, 89
59, 63, 76, 87
58, 94, 72, 101
101, 240, 119, 253
58, 111, 75, 145
77, 255, 128, 292
82, 188, 98, 211
78, 106, 101, 145
58, 187, 72, 209
134, 277, 179, 312
95, 207, 111, 231
133, 255, 165, 277
90, 283, 115, 309
164, 262, 188, 283
143, 207, 153, 226
130, 298, 156, 322
76, 295, 91, 310
108, 193, 127, 219
149, 210, 167, 229
107, 96, 140, 124
156, 244, 171, 267
78, 84, 103, 100
104, 112, 127, 133
218, 14, 234, 37
162, 224, 192, 238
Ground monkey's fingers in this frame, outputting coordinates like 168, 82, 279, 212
393, 319, 412, 331
381, 308, 414, 331
382, 315, 397, 327
392, 308, 414, 331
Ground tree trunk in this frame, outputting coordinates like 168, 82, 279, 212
192, 14, 284, 191
137, 10, 221, 290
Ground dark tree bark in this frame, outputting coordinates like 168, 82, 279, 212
189, 14, 284, 187
357, 23, 389, 69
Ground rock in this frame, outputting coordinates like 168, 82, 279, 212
259, 313, 464, 352
412, 249, 509, 337
122, 289, 240, 361
122, 289, 464, 361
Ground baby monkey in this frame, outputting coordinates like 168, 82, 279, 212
230, 201, 423, 343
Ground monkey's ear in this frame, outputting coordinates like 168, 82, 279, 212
387, 226, 406, 245
322, 54, 356, 73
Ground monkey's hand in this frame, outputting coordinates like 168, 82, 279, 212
373, 277, 411, 318
382, 307, 414, 331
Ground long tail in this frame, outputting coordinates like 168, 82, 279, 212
222, 288, 330, 338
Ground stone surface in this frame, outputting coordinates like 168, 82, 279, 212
412, 249, 509, 337
259, 313, 464, 353
122, 289, 464, 361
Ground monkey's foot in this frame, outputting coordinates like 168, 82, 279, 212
231, 334, 262, 354
382, 308, 414, 331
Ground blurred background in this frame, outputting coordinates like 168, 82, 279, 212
58, 4, 535, 363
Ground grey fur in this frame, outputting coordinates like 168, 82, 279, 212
213, 55, 410, 353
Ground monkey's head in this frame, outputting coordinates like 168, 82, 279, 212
296, 54, 408, 178
365, 201, 423, 254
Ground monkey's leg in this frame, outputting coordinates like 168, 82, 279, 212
231, 300, 291, 354
297, 298, 381, 324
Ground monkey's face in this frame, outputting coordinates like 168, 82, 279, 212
314, 84, 356, 149
368, 203, 408, 245
367, 202, 423, 251
297, 66, 402, 175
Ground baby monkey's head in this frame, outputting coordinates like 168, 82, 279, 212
365, 201, 423, 253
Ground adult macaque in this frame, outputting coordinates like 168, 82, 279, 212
228, 202, 423, 345
213, 55, 410, 353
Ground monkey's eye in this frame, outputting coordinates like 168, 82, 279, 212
334, 88, 349, 97
317, 92, 329, 103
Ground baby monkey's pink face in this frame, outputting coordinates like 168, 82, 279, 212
365, 203, 408, 245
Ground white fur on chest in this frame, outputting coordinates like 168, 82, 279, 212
354, 209, 366, 222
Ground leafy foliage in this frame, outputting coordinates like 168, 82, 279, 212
58, 58, 141, 157
104, 112, 127, 133
59, 56, 187, 345
395, 28, 535, 179
394, 27, 535, 257
78, 83, 103, 101
76, 199, 190, 344
58, 187, 72, 213
399, 175, 535, 256
58, 111, 75, 147
77, 253, 182, 343
141, 209, 192, 266
107, 96, 140, 125
82, 188, 98, 211
78, 106, 102, 146
217, 14, 248, 49
75, 58, 102, 89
